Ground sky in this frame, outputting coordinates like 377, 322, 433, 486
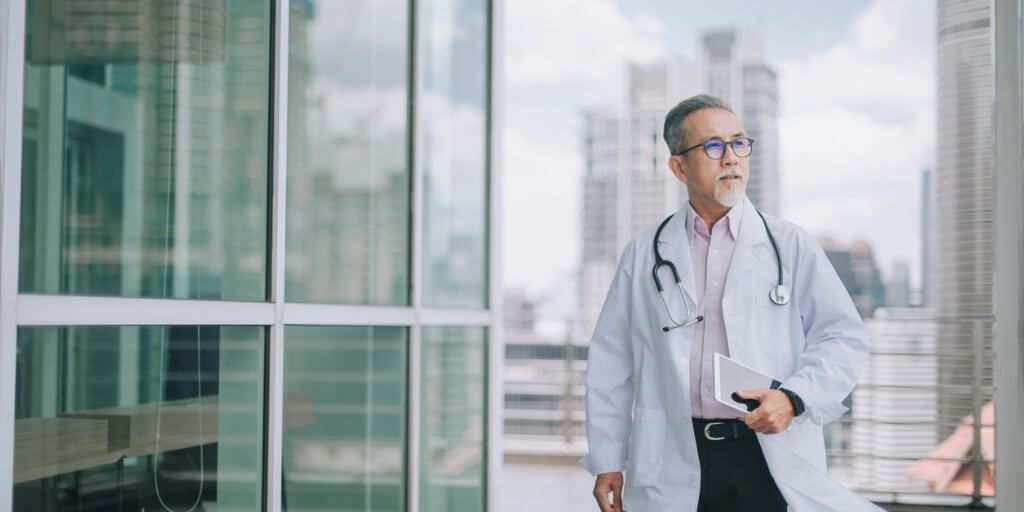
502, 0, 936, 315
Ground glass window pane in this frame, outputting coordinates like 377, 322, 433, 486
19, 0, 271, 300
420, 327, 486, 511
13, 325, 265, 511
421, 0, 490, 309
283, 326, 407, 511
284, 1, 411, 305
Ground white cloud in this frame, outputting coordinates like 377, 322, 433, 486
779, 0, 933, 119
502, 0, 666, 299
505, 0, 666, 93
501, 128, 581, 300
777, 0, 935, 288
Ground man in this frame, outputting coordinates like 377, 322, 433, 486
578, 95, 879, 511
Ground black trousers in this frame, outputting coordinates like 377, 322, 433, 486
693, 422, 788, 512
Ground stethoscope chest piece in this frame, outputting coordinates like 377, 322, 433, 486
769, 284, 790, 306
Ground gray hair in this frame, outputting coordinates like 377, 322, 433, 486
663, 94, 733, 155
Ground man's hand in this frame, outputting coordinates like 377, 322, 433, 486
593, 471, 624, 512
736, 388, 794, 434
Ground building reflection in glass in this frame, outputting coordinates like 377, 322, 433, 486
20, 0, 272, 300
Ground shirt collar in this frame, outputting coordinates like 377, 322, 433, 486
685, 199, 743, 241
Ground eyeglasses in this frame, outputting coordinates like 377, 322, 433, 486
676, 137, 755, 159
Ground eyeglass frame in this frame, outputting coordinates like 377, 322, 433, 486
674, 137, 756, 159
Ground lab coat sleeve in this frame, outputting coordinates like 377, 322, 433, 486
577, 240, 636, 476
781, 233, 869, 426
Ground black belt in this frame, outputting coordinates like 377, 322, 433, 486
692, 418, 756, 441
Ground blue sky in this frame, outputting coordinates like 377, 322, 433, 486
626, 0, 872, 61
502, 0, 935, 317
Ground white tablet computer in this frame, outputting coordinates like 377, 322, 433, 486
713, 352, 782, 413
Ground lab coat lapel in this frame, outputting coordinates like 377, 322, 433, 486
723, 197, 770, 362
724, 197, 770, 300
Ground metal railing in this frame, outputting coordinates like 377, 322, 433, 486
826, 314, 996, 509
502, 313, 998, 507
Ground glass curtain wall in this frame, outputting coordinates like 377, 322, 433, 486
4, 0, 495, 511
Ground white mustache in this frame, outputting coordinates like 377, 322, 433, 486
716, 171, 743, 181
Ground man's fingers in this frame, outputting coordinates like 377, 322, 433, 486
593, 486, 613, 512
745, 409, 772, 432
593, 474, 623, 512
744, 407, 763, 425
735, 389, 756, 399
737, 388, 769, 400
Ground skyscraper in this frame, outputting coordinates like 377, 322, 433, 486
921, 168, 931, 307
931, 0, 994, 437
885, 261, 911, 308
704, 29, 780, 215
579, 57, 699, 335
819, 237, 887, 319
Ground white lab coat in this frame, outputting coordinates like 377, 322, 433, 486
578, 197, 881, 512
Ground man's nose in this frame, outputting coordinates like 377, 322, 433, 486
721, 144, 741, 165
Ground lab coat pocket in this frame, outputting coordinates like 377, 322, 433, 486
754, 290, 798, 371
626, 407, 666, 488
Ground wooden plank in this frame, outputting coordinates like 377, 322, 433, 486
13, 417, 110, 483
65, 396, 221, 457
14, 393, 313, 483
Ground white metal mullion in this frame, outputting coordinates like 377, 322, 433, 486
16, 294, 275, 326
993, 0, 1023, 506
410, 1, 426, 319
408, 0, 425, 509
266, 0, 291, 510
284, 305, 493, 327
407, 320, 422, 512
418, 308, 491, 326
283, 303, 417, 326
485, 0, 504, 510
0, 0, 27, 508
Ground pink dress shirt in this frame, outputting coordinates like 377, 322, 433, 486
686, 202, 746, 419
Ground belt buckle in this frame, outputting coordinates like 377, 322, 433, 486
704, 421, 726, 441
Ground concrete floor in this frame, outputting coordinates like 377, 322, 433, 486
879, 503, 993, 511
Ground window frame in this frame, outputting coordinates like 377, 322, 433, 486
992, 0, 1023, 506
0, 1, 501, 511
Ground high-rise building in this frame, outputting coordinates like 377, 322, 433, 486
579, 29, 779, 336
886, 261, 912, 308
503, 290, 538, 336
921, 168, 931, 307
851, 308, 939, 493
579, 58, 698, 336
704, 29, 780, 215
819, 238, 887, 319
931, 0, 994, 438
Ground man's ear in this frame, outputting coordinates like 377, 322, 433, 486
668, 155, 688, 184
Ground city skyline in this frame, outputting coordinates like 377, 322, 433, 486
504, 0, 934, 318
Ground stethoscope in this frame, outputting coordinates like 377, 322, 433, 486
653, 208, 789, 332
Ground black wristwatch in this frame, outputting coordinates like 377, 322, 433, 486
779, 387, 805, 417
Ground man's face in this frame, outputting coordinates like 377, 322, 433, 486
669, 108, 749, 208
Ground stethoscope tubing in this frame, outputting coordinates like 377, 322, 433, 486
653, 207, 788, 331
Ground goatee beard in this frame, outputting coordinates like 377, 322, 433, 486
715, 189, 744, 208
